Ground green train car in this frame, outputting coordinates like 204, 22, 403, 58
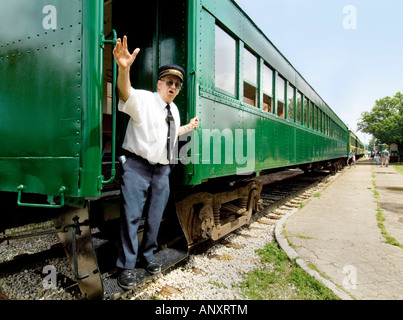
349, 131, 365, 159
1, 0, 354, 299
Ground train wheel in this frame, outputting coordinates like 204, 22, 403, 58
176, 180, 262, 246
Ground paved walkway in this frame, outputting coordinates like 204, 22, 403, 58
276, 159, 403, 300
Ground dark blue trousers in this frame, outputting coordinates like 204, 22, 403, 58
116, 155, 171, 270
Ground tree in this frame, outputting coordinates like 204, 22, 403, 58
367, 137, 376, 151
358, 92, 403, 153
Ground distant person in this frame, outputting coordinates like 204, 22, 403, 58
348, 149, 356, 168
375, 152, 380, 165
381, 147, 390, 167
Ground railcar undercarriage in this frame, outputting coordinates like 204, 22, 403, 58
176, 180, 263, 247
0, 157, 346, 299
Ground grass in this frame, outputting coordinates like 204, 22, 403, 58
372, 171, 403, 249
237, 242, 340, 300
375, 202, 403, 249
392, 163, 403, 175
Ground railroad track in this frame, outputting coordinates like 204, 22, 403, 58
0, 168, 340, 300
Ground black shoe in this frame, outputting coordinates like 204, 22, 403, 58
146, 261, 161, 275
117, 269, 136, 290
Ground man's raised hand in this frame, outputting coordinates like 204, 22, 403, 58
113, 35, 140, 70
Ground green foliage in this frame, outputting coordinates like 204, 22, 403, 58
392, 164, 403, 175
238, 242, 340, 300
358, 92, 403, 150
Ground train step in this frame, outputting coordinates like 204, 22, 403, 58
102, 247, 188, 300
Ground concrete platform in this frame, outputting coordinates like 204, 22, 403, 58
276, 159, 403, 300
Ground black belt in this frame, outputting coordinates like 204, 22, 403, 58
123, 150, 144, 160
122, 150, 168, 167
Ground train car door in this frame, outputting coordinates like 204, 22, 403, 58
0, 0, 104, 205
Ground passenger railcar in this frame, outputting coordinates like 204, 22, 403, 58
349, 131, 365, 159
1, 0, 354, 299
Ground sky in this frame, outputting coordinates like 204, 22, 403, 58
234, 0, 403, 145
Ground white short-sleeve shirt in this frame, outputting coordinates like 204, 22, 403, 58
118, 87, 181, 164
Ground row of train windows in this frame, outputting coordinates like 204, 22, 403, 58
214, 24, 345, 140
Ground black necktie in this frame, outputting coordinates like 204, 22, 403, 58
166, 105, 175, 163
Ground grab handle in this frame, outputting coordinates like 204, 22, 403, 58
100, 29, 118, 185
17, 185, 66, 208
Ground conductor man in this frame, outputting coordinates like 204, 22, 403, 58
113, 36, 199, 289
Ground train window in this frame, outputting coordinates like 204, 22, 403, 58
287, 84, 295, 121
319, 111, 322, 132
243, 48, 258, 107
327, 117, 330, 136
243, 82, 257, 107
277, 102, 285, 118
277, 75, 285, 118
303, 97, 308, 126
323, 113, 326, 134
296, 92, 302, 123
244, 48, 257, 86
215, 25, 237, 96
262, 64, 273, 113
319, 110, 322, 132
262, 65, 273, 96
263, 94, 272, 113
310, 102, 314, 128
314, 106, 318, 130
326, 117, 329, 136
319, 109, 322, 131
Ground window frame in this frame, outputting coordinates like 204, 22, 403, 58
262, 63, 274, 113
287, 83, 295, 121
214, 24, 238, 98
242, 46, 259, 108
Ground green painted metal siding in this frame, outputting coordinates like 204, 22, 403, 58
0, 0, 103, 198
80, 0, 104, 197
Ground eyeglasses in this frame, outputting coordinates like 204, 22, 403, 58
160, 79, 182, 90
